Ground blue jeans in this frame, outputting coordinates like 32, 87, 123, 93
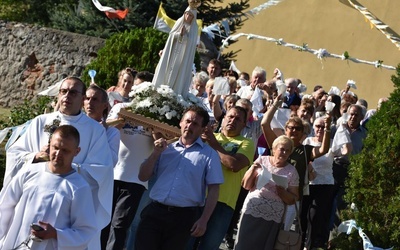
187, 202, 234, 250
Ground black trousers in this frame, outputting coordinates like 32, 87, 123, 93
135, 202, 200, 250
331, 161, 350, 230
301, 184, 335, 248
101, 180, 146, 250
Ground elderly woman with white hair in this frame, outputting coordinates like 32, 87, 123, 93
234, 135, 299, 250
192, 71, 209, 98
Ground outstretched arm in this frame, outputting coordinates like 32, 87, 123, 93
312, 114, 332, 160
261, 94, 282, 149
212, 95, 223, 122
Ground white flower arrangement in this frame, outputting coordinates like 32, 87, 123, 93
128, 82, 201, 127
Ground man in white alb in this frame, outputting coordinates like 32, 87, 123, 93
5, 76, 114, 249
0, 125, 97, 249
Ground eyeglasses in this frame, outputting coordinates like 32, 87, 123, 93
59, 88, 82, 97
314, 124, 325, 129
286, 125, 303, 131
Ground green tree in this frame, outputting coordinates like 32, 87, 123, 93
0, 0, 75, 25
0, 96, 53, 187
47, 0, 249, 40
1, 0, 249, 64
81, 28, 168, 89
333, 63, 400, 249
49, 0, 159, 39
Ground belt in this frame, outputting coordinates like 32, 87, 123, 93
152, 201, 199, 212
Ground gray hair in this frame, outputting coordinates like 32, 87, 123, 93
303, 121, 312, 136
285, 78, 299, 88
356, 99, 368, 109
194, 71, 209, 85
236, 98, 253, 109
87, 84, 108, 103
348, 104, 367, 118
252, 66, 267, 82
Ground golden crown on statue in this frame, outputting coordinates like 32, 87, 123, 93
188, 0, 201, 9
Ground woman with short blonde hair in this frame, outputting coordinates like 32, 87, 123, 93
235, 135, 299, 249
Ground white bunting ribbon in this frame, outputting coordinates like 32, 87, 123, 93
338, 220, 394, 250
5, 120, 32, 150
221, 33, 396, 70
0, 127, 10, 145
202, 0, 284, 41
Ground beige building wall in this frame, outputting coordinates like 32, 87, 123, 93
222, 0, 399, 107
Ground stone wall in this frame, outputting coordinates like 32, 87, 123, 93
0, 20, 105, 108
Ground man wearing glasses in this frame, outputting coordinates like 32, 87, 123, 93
5, 76, 114, 249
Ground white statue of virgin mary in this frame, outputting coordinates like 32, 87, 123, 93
152, 2, 199, 98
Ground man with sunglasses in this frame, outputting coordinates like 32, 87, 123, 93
5, 76, 114, 249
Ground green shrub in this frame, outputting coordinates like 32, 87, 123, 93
7, 96, 53, 127
333, 64, 400, 249
0, 96, 53, 187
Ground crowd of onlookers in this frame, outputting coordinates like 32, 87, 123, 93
0, 57, 386, 250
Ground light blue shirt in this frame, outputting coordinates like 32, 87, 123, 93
150, 137, 223, 207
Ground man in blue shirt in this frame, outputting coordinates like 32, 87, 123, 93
283, 78, 302, 109
135, 106, 223, 250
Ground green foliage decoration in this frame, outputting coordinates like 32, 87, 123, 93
343, 51, 350, 60
334, 63, 400, 249
81, 28, 168, 89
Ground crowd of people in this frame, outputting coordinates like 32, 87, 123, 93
0, 0, 391, 246
0, 55, 386, 250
